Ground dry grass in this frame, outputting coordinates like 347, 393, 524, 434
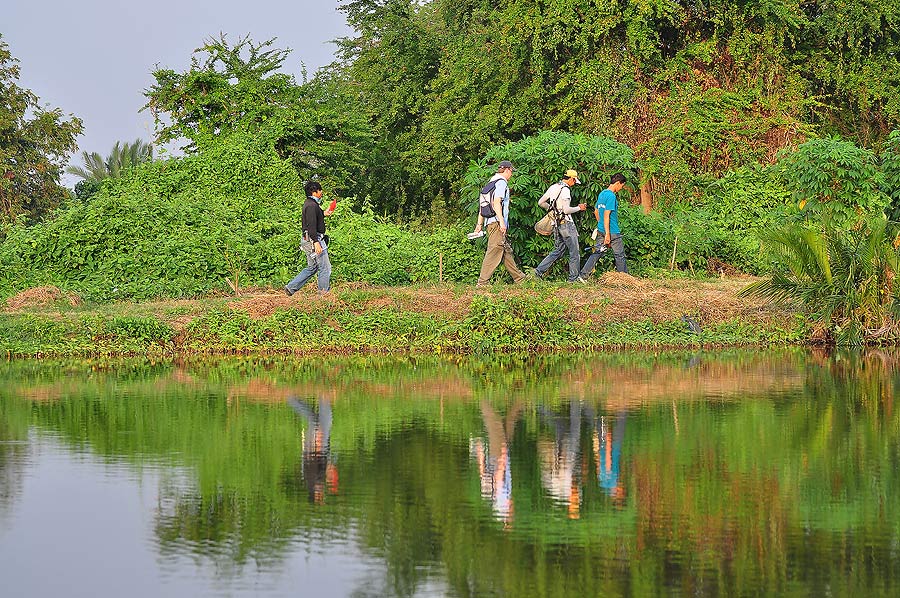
3, 276, 788, 331
206, 275, 786, 327
4, 286, 81, 310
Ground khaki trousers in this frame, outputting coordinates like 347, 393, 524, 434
477, 222, 526, 285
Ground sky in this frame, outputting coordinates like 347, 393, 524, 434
5, 0, 352, 185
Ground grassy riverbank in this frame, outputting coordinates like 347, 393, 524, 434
0, 273, 805, 358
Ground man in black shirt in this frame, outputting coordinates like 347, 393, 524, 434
284, 181, 335, 295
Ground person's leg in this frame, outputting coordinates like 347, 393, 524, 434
286, 247, 319, 294
501, 238, 526, 282
580, 237, 605, 278
561, 222, 582, 281
316, 248, 332, 292
477, 223, 505, 285
535, 228, 566, 278
610, 234, 628, 273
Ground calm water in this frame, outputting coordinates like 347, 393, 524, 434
0, 350, 898, 597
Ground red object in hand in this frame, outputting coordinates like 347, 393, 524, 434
328, 198, 337, 212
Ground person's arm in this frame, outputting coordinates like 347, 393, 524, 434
560, 188, 587, 214
475, 211, 484, 232
537, 186, 553, 210
301, 201, 319, 243
492, 194, 506, 231
604, 211, 612, 245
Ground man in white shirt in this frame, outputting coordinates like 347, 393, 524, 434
534, 169, 588, 282
473, 160, 527, 286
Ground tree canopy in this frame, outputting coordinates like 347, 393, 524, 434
333, 0, 900, 214
143, 34, 373, 196
0, 35, 82, 225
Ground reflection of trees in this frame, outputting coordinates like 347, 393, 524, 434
3, 350, 900, 595
0, 402, 29, 524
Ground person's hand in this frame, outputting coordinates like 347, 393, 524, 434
324, 207, 335, 217
604, 233, 611, 246
474, 223, 482, 233
500, 224, 507, 234
314, 241, 323, 255
579, 203, 587, 211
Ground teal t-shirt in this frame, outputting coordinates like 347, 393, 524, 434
596, 189, 620, 235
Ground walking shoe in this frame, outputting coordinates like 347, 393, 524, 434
284, 287, 293, 297
533, 268, 544, 280
575, 277, 588, 284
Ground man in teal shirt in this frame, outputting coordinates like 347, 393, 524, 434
581, 173, 628, 276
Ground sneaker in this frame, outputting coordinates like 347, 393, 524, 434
575, 277, 588, 284
284, 287, 294, 297
533, 268, 544, 280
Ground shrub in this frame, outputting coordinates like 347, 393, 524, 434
741, 218, 900, 345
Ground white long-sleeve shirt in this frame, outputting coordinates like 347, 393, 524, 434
538, 182, 580, 223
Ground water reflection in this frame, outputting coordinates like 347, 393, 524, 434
0, 350, 899, 597
471, 400, 522, 525
290, 397, 338, 504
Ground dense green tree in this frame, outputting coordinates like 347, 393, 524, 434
334, 0, 898, 215
144, 34, 372, 196
0, 35, 83, 225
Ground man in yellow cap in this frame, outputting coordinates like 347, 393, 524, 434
534, 170, 588, 282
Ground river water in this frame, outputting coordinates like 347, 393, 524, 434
0, 350, 897, 597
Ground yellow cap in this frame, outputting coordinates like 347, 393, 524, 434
564, 169, 581, 184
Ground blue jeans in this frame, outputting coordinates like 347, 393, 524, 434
286, 241, 332, 293
581, 233, 628, 277
536, 220, 581, 281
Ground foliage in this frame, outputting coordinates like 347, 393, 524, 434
144, 34, 296, 149
0, 133, 306, 300
742, 218, 900, 345
882, 130, 900, 220
0, 34, 83, 225
465, 293, 575, 351
0, 133, 487, 300
144, 34, 373, 197
330, 201, 481, 285
777, 137, 890, 223
331, 0, 899, 211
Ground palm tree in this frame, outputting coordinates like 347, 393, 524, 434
741, 218, 900, 345
66, 138, 153, 183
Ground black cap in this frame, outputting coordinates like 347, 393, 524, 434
497, 160, 515, 172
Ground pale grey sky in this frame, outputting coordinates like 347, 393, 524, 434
5, 0, 351, 184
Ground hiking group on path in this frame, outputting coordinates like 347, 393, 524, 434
284, 162, 629, 295
474, 160, 629, 287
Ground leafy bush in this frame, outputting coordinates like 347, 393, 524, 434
776, 137, 890, 223
0, 134, 486, 300
882, 130, 900, 220
329, 202, 482, 285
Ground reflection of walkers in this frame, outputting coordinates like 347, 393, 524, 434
537, 401, 583, 518
289, 397, 338, 504
582, 173, 628, 277
473, 160, 526, 286
470, 400, 523, 524
535, 170, 588, 283
285, 180, 335, 296
593, 412, 626, 500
